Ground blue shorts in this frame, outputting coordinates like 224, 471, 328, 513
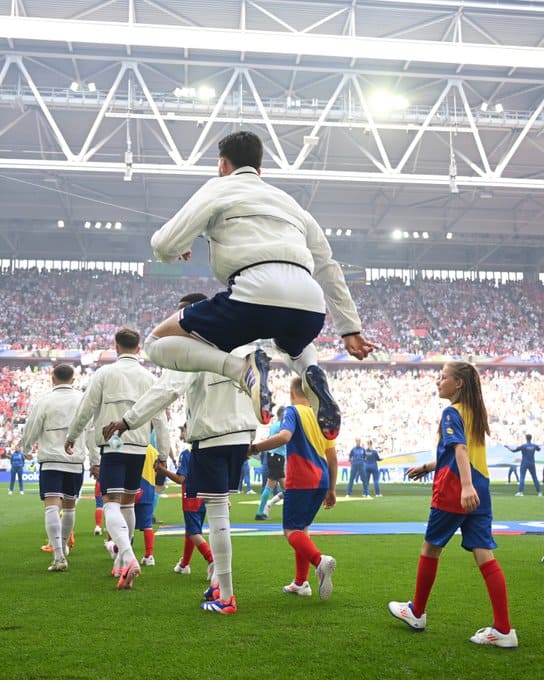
184, 506, 207, 536
99, 452, 145, 496
283, 488, 327, 531
425, 507, 497, 551
135, 502, 153, 530
185, 443, 248, 501
39, 468, 84, 501
180, 291, 324, 358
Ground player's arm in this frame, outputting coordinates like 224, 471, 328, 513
454, 443, 479, 513
154, 459, 185, 485
407, 461, 436, 480
249, 429, 292, 456
150, 180, 216, 262
21, 401, 45, 455
324, 445, 338, 509
66, 372, 103, 453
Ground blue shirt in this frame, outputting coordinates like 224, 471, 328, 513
364, 448, 381, 466
512, 442, 540, 465
10, 451, 25, 468
349, 446, 365, 464
268, 420, 287, 457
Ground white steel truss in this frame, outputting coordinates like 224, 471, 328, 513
0, 54, 543, 191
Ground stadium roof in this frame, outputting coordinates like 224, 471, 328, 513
1, 0, 544, 272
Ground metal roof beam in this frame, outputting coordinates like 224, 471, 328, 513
2, 16, 544, 70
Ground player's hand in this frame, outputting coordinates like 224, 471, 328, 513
407, 465, 428, 481
324, 489, 336, 509
178, 250, 192, 261
102, 420, 128, 441
90, 465, 100, 480
154, 459, 166, 472
343, 333, 379, 360
460, 484, 480, 513
64, 441, 74, 455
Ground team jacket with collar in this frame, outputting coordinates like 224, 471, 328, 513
66, 354, 170, 465
22, 384, 87, 469
150, 166, 361, 337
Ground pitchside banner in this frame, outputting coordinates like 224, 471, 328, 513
0, 470, 40, 483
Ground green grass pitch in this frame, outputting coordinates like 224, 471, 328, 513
1, 482, 542, 680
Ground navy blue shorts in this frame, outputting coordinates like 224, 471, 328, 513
283, 488, 327, 531
425, 507, 497, 551
180, 291, 325, 358
135, 502, 153, 530
99, 452, 145, 496
184, 506, 207, 535
39, 468, 84, 501
185, 443, 248, 501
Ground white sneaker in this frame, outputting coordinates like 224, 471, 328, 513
20, 491, 24, 495
469, 627, 518, 649
48, 558, 68, 572
141, 555, 155, 566
315, 554, 336, 600
207, 561, 215, 581
8, 490, 13, 495
538, 492, 542, 497
388, 601, 426, 631
264, 502, 271, 518
283, 580, 312, 597
246, 489, 256, 495
515, 492, 524, 496
174, 562, 191, 574
94, 525, 102, 536
240, 349, 273, 425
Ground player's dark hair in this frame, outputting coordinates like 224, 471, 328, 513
218, 131, 263, 170
447, 361, 490, 445
526, 434, 532, 441
53, 363, 74, 383
178, 292, 207, 310
276, 406, 285, 419
115, 327, 140, 350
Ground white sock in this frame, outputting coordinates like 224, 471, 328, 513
274, 342, 318, 375
45, 506, 63, 560
206, 500, 233, 600
61, 508, 75, 554
120, 504, 135, 543
144, 333, 239, 378
104, 502, 134, 566
269, 492, 284, 507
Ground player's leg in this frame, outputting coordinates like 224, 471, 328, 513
40, 470, 67, 570
467, 515, 517, 648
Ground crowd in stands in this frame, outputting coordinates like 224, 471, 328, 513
2, 365, 543, 464
1, 269, 543, 358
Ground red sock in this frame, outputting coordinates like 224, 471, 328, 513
95, 508, 103, 527
143, 528, 154, 557
479, 559, 511, 634
196, 540, 213, 564
288, 531, 321, 585
181, 535, 195, 567
412, 555, 439, 618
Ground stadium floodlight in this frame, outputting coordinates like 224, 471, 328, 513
402, 231, 410, 239
198, 86, 215, 100
422, 231, 429, 239
87, 82, 96, 92
336, 228, 342, 236
446, 232, 453, 240
84, 221, 91, 229
495, 103, 504, 113
345, 229, 352, 236
57, 219, 64, 228
392, 229, 402, 240
114, 222, 122, 230
94, 221, 102, 229
325, 228, 332, 236
69, 81, 79, 92
105, 222, 112, 230
480, 101, 488, 112
413, 231, 420, 238
370, 91, 409, 113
